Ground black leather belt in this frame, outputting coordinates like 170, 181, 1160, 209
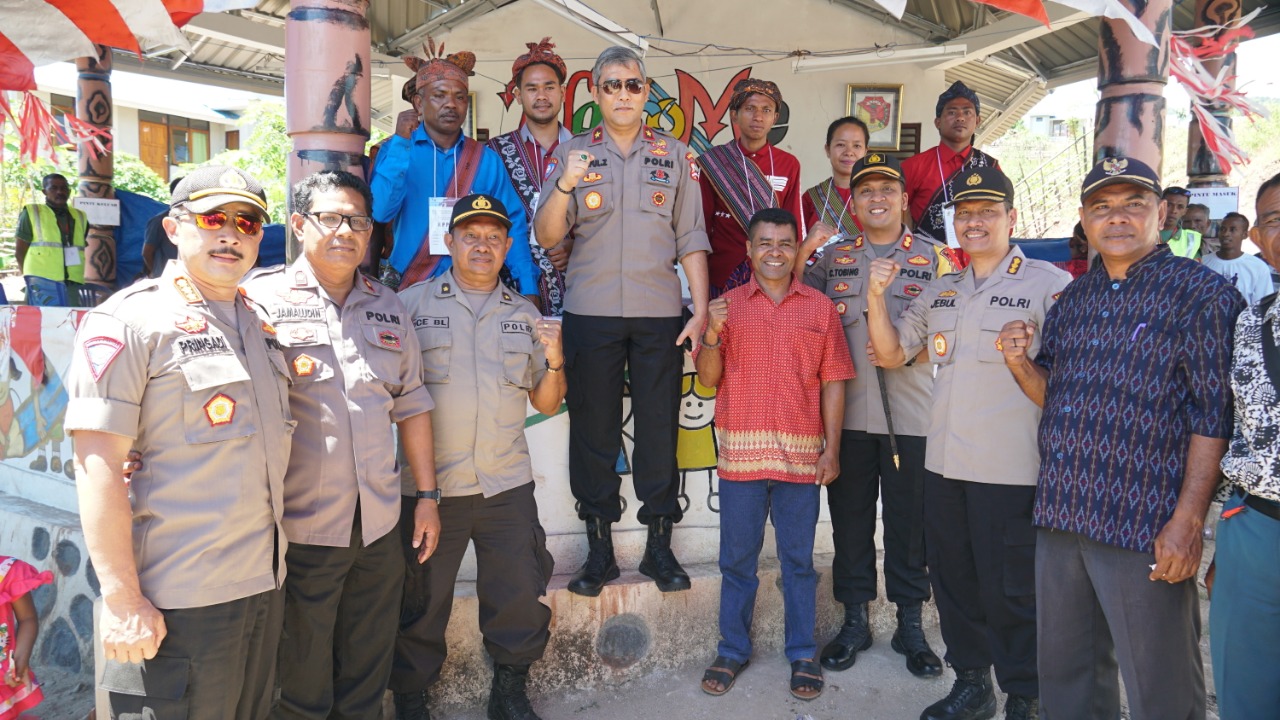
1237, 488, 1280, 522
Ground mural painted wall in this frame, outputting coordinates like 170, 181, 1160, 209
0, 307, 78, 488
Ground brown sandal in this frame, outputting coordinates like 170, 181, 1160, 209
701, 656, 749, 696
790, 659, 824, 701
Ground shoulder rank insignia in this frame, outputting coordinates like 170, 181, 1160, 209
262, 321, 277, 335
204, 393, 236, 427
1052, 291, 1062, 301
642, 126, 655, 142
907, 255, 930, 266
173, 276, 203, 304
175, 315, 207, 334
362, 276, 376, 293
853, 236, 865, 249
901, 234, 914, 251
1007, 256, 1022, 275
591, 127, 604, 143
501, 291, 512, 302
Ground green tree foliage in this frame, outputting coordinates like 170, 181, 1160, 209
210, 100, 290, 224
113, 152, 168, 201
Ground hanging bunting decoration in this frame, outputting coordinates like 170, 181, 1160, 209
1169, 7, 1268, 172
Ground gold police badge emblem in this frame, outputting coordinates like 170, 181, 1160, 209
1102, 157, 1128, 176
204, 393, 236, 426
966, 173, 982, 186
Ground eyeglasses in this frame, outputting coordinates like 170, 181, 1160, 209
306, 212, 374, 232
184, 210, 263, 236
598, 78, 646, 96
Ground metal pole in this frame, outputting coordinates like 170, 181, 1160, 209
1093, 0, 1173, 174
76, 45, 115, 297
284, 0, 372, 262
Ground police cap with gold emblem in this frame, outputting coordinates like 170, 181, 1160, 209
449, 193, 512, 231
946, 166, 1015, 207
849, 152, 905, 189
170, 165, 269, 220
1079, 155, 1161, 203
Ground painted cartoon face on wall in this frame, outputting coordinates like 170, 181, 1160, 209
679, 373, 716, 429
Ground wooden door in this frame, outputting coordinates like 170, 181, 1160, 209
139, 121, 169, 181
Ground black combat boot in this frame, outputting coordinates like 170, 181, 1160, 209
1004, 694, 1039, 720
920, 666, 997, 720
891, 602, 943, 678
638, 516, 692, 592
820, 602, 872, 671
393, 690, 431, 720
567, 516, 620, 597
487, 663, 541, 720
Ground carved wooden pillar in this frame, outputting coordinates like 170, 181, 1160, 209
1187, 0, 1242, 187
76, 46, 115, 292
1094, 0, 1173, 174
284, 0, 371, 261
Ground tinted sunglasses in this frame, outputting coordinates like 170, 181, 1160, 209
598, 78, 646, 96
185, 210, 264, 235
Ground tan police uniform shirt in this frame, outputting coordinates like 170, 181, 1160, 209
805, 227, 954, 436
65, 262, 295, 610
537, 126, 710, 318
894, 245, 1071, 485
242, 258, 434, 548
398, 271, 548, 498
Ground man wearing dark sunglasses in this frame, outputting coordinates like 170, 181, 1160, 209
240, 171, 438, 720
535, 47, 711, 597
67, 165, 295, 719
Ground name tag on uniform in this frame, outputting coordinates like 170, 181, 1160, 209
501, 321, 532, 334
65, 246, 82, 266
428, 197, 457, 255
414, 316, 449, 329
942, 205, 960, 249
767, 175, 788, 192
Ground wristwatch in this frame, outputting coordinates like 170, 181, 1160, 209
546, 358, 565, 373
415, 489, 442, 502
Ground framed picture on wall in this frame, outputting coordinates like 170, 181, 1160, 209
846, 84, 903, 151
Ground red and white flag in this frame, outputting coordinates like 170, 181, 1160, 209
0, 0, 257, 92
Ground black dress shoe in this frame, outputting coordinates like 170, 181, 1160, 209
568, 517, 620, 597
488, 663, 542, 720
920, 667, 997, 720
821, 602, 872, 671
892, 602, 943, 678
394, 690, 431, 720
638, 516, 691, 592
1004, 694, 1039, 720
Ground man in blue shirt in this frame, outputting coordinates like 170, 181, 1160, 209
371, 41, 539, 303
998, 156, 1244, 720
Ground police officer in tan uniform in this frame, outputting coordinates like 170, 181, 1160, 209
534, 46, 710, 597
240, 171, 439, 720
67, 166, 293, 720
804, 154, 950, 679
393, 194, 564, 720
866, 167, 1070, 720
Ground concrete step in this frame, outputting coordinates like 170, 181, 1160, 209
412, 552, 940, 710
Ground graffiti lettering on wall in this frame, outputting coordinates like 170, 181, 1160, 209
0, 307, 77, 481
499, 67, 789, 154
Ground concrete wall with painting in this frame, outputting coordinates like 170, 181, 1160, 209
432, 0, 947, 191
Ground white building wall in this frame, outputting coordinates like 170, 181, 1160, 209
113, 105, 140, 157
438, 0, 946, 189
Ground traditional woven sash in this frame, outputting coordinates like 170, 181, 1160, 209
697, 142, 777, 231
804, 178, 860, 238
916, 146, 997, 241
489, 130, 565, 312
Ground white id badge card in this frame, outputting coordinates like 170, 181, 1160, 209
428, 197, 457, 255
942, 205, 961, 249
64, 246, 82, 266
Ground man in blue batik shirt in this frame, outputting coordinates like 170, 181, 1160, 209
998, 156, 1244, 720
371, 42, 540, 304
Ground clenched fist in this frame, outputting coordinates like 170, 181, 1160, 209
706, 297, 730, 337
395, 108, 420, 139
997, 320, 1036, 367
535, 318, 564, 366
867, 258, 900, 297
560, 151, 596, 190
